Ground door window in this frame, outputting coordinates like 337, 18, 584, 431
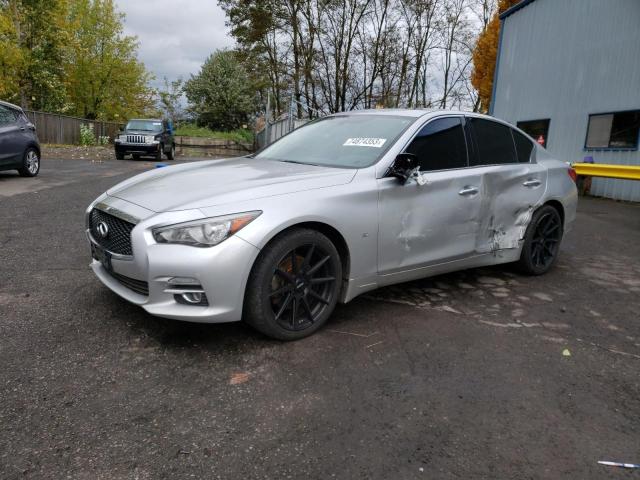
0, 106, 17, 126
405, 117, 468, 171
468, 117, 517, 166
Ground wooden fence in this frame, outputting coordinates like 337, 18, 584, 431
23, 110, 124, 145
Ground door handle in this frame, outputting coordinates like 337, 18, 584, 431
458, 186, 479, 196
523, 179, 541, 187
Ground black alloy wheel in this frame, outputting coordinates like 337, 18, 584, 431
517, 205, 563, 275
244, 229, 342, 340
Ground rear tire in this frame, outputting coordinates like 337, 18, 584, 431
18, 147, 40, 177
244, 229, 342, 341
516, 205, 563, 275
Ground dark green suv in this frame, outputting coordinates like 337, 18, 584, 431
114, 118, 176, 160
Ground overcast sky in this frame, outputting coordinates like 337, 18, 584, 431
115, 1, 235, 88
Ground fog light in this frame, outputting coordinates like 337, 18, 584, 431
174, 291, 209, 306
181, 292, 203, 304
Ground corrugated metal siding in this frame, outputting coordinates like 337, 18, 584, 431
492, 0, 640, 202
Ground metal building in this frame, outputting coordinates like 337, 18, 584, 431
490, 0, 640, 202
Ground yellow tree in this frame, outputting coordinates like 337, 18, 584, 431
65, 0, 155, 120
471, 0, 520, 112
0, 5, 23, 100
0, 0, 69, 110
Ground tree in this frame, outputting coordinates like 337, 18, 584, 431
158, 77, 185, 122
470, 0, 518, 112
184, 50, 255, 131
0, 4, 24, 100
0, 0, 69, 111
65, 0, 155, 120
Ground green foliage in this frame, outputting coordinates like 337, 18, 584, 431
0, 0, 155, 120
184, 50, 255, 131
66, 0, 155, 120
175, 124, 254, 143
79, 123, 96, 145
0, 0, 69, 110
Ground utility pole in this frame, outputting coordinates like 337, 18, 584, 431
265, 92, 271, 146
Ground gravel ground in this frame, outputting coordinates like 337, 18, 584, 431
0, 157, 639, 479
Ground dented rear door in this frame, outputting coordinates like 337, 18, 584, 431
466, 117, 548, 254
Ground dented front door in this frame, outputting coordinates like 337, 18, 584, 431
376, 169, 484, 275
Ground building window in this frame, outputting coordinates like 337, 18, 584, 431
516, 119, 550, 148
585, 110, 640, 150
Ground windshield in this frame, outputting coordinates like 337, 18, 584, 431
126, 120, 163, 132
255, 115, 415, 168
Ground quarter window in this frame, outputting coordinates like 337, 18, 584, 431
512, 129, 534, 163
585, 110, 640, 149
468, 118, 517, 166
405, 117, 468, 171
517, 119, 550, 148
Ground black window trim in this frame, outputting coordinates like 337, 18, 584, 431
466, 115, 526, 167
399, 113, 470, 173
584, 108, 640, 152
516, 118, 550, 149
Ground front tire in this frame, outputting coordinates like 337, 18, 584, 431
244, 229, 342, 341
516, 205, 563, 275
155, 144, 163, 161
166, 144, 175, 160
18, 148, 40, 177
115, 151, 124, 160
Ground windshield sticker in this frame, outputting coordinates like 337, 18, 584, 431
343, 137, 387, 148
153, 122, 162, 125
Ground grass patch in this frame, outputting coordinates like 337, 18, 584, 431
175, 125, 253, 143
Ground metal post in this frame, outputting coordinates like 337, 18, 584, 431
265, 92, 271, 146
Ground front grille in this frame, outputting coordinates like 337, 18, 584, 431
126, 134, 146, 144
89, 209, 134, 256
109, 271, 149, 296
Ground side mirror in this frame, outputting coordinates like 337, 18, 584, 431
389, 153, 418, 184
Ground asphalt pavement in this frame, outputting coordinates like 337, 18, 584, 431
1, 157, 639, 479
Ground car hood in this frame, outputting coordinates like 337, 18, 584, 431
107, 157, 357, 212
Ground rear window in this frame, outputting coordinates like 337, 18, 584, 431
468, 118, 517, 166
512, 129, 534, 163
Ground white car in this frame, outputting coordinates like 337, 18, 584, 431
86, 110, 578, 340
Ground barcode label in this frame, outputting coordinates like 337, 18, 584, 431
343, 137, 387, 148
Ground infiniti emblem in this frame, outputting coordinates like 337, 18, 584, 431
96, 221, 109, 238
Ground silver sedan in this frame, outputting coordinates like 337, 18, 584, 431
86, 110, 578, 340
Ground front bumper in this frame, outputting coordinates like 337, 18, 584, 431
115, 143, 161, 155
86, 201, 261, 323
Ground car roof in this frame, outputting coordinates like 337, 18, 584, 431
328, 108, 494, 120
0, 100, 22, 111
128, 118, 163, 122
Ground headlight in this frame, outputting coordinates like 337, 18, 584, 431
152, 211, 262, 247
145, 135, 155, 144
118, 134, 127, 141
